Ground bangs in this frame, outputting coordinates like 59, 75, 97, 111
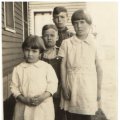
22, 35, 46, 52
25, 38, 40, 49
71, 9, 92, 25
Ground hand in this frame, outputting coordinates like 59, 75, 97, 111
62, 87, 71, 100
24, 97, 37, 106
17, 95, 36, 106
31, 95, 45, 106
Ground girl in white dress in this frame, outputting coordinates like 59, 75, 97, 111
10, 35, 58, 120
58, 9, 103, 120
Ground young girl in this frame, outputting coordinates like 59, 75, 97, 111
58, 9, 103, 120
10, 35, 58, 120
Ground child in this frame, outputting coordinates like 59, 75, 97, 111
53, 6, 74, 47
10, 35, 58, 120
41, 24, 63, 120
58, 9, 103, 120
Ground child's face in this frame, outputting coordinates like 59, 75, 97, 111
23, 48, 40, 63
53, 12, 68, 29
42, 28, 58, 48
73, 19, 90, 36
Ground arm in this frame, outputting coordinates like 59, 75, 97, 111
10, 67, 21, 98
61, 57, 71, 100
95, 59, 103, 102
16, 94, 35, 106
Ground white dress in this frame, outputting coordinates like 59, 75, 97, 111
58, 34, 101, 115
10, 60, 58, 120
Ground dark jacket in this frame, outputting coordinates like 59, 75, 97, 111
56, 27, 74, 47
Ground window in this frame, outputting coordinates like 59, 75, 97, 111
4, 2, 15, 32
23, 2, 28, 39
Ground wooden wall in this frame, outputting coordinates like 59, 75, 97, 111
2, 2, 24, 100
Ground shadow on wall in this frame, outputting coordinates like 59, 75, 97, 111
4, 94, 16, 120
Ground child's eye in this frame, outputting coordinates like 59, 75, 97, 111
24, 48, 30, 51
61, 16, 65, 19
32, 50, 38, 52
80, 21, 85, 24
51, 34, 55, 37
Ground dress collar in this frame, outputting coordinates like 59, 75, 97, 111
20, 60, 42, 68
58, 27, 68, 32
71, 34, 95, 45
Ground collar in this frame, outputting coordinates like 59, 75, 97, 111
20, 60, 42, 68
58, 27, 68, 32
72, 34, 94, 45
45, 46, 58, 51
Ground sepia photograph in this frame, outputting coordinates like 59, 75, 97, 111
1, 1, 118, 120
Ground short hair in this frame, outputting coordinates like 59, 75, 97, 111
42, 24, 58, 35
53, 6, 68, 16
71, 9, 92, 25
22, 35, 46, 53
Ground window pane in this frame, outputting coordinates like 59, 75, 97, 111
5, 2, 14, 29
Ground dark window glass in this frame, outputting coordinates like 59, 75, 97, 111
5, 2, 14, 29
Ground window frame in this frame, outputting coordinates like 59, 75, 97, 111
30, 8, 53, 35
4, 2, 16, 33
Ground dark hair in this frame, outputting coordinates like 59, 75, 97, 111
42, 24, 58, 35
22, 35, 46, 53
53, 6, 68, 16
71, 9, 92, 25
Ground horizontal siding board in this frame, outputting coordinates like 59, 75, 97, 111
2, 30, 23, 39
29, 3, 86, 9
3, 58, 23, 77
29, 2, 85, 6
2, 48, 22, 55
2, 41, 23, 48
2, 35, 23, 42
3, 53, 23, 63
3, 58, 23, 71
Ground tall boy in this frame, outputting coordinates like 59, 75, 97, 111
53, 6, 74, 47
41, 24, 64, 120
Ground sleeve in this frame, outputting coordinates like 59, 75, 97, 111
10, 67, 21, 98
46, 64, 58, 95
58, 40, 67, 58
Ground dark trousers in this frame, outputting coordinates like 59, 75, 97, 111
53, 98, 67, 120
66, 111, 92, 120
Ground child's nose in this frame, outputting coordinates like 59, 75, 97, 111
29, 50, 33, 55
58, 17, 62, 22
48, 35, 51, 40
77, 22, 82, 27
